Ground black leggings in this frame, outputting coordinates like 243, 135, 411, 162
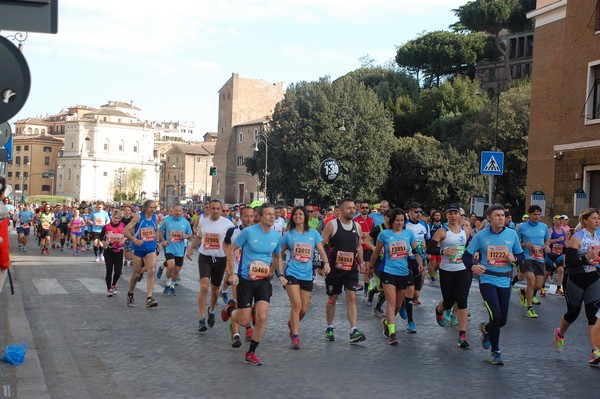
439, 268, 472, 310
479, 283, 511, 352
563, 272, 600, 325
104, 250, 123, 289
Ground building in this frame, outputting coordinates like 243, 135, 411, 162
55, 101, 160, 203
526, 0, 600, 217
152, 121, 202, 143
211, 73, 285, 204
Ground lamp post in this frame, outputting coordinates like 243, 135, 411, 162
254, 133, 268, 202
477, 59, 504, 207
339, 106, 358, 198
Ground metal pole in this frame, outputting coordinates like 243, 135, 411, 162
491, 81, 500, 206
351, 121, 357, 198
264, 139, 268, 203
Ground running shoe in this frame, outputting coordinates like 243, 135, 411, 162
479, 322, 491, 349
526, 308, 538, 318
291, 336, 301, 350
588, 349, 600, 366
111, 285, 118, 295
429, 276, 436, 284
169, 286, 176, 296
163, 286, 171, 295
198, 318, 208, 332
353, 283, 363, 291
443, 309, 451, 323
220, 290, 229, 304
221, 299, 237, 322
490, 351, 504, 365
45, 249, 50, 255
406, 321, 417, 334
145, 297, 158, 309
519, 288, 527, 307
207, 307, 215, 328
232, 334, 242, 348
127, 293, 135, 307
458, 334, 470, 349
95, 256, 100, 263
552, 328, 565, 353
388, 333, 399, 346
156, 266, 164, 280
325, 327, 335, 342
100, 254, 105, 261
244, 351, 263, 366
451, 315, 459, 326
399, 305, 407, 320
540, 287, 546, 297
412, 299, 421, 305
532, 296, 541, 305
435, 304, 447, 327
106, 288, 113, 297
555, 287, 564, 296
372, 308, 384, 317
245, 327, 253, 342
59, 247, 64, 252
381, 319, 390, 337
349, 329, 366, 344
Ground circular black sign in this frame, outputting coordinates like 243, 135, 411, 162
0, 36, 31, 123
320, 158, 339, 183
0, 122, 11, 146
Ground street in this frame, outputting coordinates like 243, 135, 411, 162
1, 232, 599, 399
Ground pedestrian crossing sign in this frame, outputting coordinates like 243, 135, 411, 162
480, 151, 504, 176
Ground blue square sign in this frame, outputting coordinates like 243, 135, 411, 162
480, 151, 504, 176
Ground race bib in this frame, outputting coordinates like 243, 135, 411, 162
107, 233, 123, 243
60, 216, 68, 223
449, 245, 466, 264
248, 260, 270, 280
389, 241, 408, 260
94, 217, 104, 226
293, 242, 311, 263
531, 245, 544, 261
71, 225, 81, 233
203, 233, 220, 250
22, 223, 29, 229
552, 244, 564, 255
41, 222, 50, 230
140, 227, 155, 241
169, 230, 183, 242
487, 245, 509, 267
335, 251, 354, 271
588, 245, 600, 268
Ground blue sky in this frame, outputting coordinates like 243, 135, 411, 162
9, 0, 467, 134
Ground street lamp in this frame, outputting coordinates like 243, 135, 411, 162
254, 133, 268, 202
339, 106, 358, 198
477, 59, 504, 206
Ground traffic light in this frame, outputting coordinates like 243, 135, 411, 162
210, 166, 217, 176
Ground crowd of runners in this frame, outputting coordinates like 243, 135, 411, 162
8, 197, 600, 367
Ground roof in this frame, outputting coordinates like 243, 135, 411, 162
170, 143, 215, 156
100, 101, 141, 110
14, 117, 47, 125
12, 134, 64, 144
233, 117, 270, 128
83, 109, 134, 118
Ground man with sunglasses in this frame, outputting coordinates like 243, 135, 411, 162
354, 201, 374, 296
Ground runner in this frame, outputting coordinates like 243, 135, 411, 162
462, 204, 524, 365
545, 215, 566, 296
281, 206, 330, 349
56, 204, 72, 251
99, 210, 126, 297
38, 203, 55, 255
185, 200, 234, 332
369, 200, 389, 227
221, 203, 283, 366
365, 210, 391, 316
88, 202, 110, 262
159, 204, 193, 296
354, 201, 374, 297
123, 200, 159, 309
121, 204, 134, 266
370, 208, 419, 345
517, 205, 550, 318
427, 210, 445, 284
321, 198, 367, 344
427, 203, 471, 348
552, 208, 600, 365
69, 209, 86, 256
16, 203, 34, 252
404, 202, 430, 306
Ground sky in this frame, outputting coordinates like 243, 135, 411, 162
7, 0, 467, 134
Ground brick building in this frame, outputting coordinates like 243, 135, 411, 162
526, 0, 600, 218
211, 73, 284, 204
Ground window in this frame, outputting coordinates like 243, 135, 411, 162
23, 156, 29, 165
41, 129, 45, 134
15, 184, 19, 191
71, 142, 74, 149
133, 145, 138, 153
24, 145, 29, 151
67, 169, 72, 180
27, 127, 32, 134
44, 157, 50, 166
104, 139, 109, 151
34, 128, 39, 134
23, 171, 28, 178
23, 184, 27, 191
43, 146, 52, 152
103, 172, 108, 176
237, 156, 244, 167
15, 172, 20, 179
585, 62, 600, 122
119, 140, 124, 152
15, 145, 21, 152
15, 156, 20, 165
239, 132, 243, 143
61, 125, 65, 133
41, 185, 51, 192
7, 172, 11, 178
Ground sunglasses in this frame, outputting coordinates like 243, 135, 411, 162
413, 210, 423, 214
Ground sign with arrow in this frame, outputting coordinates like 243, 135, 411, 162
480, 151, 504, 176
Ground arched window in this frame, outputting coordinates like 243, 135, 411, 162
34, 128, 39, 134
119, 139, 124, 152
104, 139, 109, 151
133, 141, 139, 153
67, 168, 72, 180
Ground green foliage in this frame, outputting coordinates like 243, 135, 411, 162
256, 75, 395, 204
27, 195, 74, 205
455, 0, 519, 35
381, 134, 486, 208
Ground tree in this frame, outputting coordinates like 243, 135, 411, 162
395, 30, 497, 88
381, 133, 486, 208
253, 75, 395, 205
115, 168, 146, 202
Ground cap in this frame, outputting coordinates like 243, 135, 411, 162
446, 203, 461, 212
523, 214, 530, 219
561, 214, 569, 220
553, 215, 564, 220
250, 200, 263, 209
459, 207, 466, 216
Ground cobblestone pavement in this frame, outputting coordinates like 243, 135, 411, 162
2, 233, 599, 398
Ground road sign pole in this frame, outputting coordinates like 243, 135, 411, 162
488, 175, 494, 207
